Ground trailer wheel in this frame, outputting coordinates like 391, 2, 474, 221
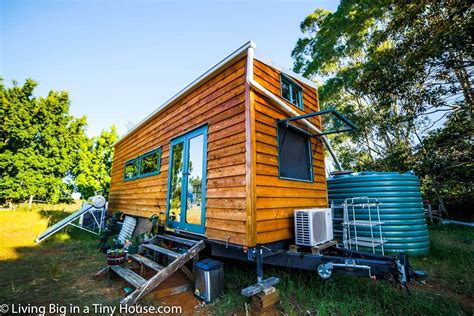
317, 264, 332, 279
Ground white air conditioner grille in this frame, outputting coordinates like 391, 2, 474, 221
294, 208, 333, 246
295, 212, 310, 245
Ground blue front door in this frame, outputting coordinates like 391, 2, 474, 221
166, 125, 208, 234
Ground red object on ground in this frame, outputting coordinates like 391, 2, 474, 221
106, 252, 126, 266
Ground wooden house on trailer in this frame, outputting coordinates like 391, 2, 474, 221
108, 41, 341, 248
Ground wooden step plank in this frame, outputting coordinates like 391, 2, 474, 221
121, 240, 206, 306
110, 265, 147, 288
128, 254, 164, 271
142, 244, 180, 258
158, 234, 198, 247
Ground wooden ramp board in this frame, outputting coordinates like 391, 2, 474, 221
157, 234, 199, 247
100, 234, 206, 306
110, 265, 147, 288
128, 254, 164, 271
142, 244, 180, 258
121, 239, 206, 305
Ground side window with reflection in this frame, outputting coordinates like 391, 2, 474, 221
140, 149, 161, 176
277, 123, 313, 182
123, 147, 161, 181
124, 159, 140, 180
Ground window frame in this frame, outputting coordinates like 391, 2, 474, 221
276, 122, 314, 183
280, 74, 304, 110
123, 147, 162, 181
139, 147, 162, 177
123, 157, 141, 181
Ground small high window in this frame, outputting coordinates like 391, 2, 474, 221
277, 123, 313, 182
280, 74, 303, 109
124, 159, 140, 180
123, 147, 162, 181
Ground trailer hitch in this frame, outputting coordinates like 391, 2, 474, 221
318, 260, 374, 280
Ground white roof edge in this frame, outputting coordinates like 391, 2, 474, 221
114, 40, 256, 145
254, 56, 318, 90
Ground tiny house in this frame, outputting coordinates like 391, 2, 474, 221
108, 41, 328, 248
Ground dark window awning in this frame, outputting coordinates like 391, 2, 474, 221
276, 109, 357, 137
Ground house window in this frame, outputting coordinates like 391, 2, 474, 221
277, 123, 313, 182
280, 74, 303, 109
140, 148, 161, 176
123, 147, 162, 181
124, 158, 140, 180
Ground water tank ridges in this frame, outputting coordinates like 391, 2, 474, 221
327, 171, 430, 255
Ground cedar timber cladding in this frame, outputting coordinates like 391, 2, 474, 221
108, 42, 328, 248
252, 59, 328, 244
108, 56, 248, 245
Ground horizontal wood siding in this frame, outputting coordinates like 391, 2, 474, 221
253, 59, 328, 244
108, 57, 248, 245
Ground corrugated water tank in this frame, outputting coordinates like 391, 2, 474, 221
327, 171, 429, 255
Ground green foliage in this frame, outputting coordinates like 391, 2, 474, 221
0, 78, 118, 203
0, 79, 88, 203
416, 108, 473, 212
72, 126, 118, 199
292, 0, 473, 214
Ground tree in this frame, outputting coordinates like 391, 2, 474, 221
0, 78, 88, 203
292, 0, 473, 214
72, 126, 118, 200
415, 108, 473, 217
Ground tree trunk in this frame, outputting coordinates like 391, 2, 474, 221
451, 56, 473, 109
431, 180, 449, 218
28, 195, 34, 210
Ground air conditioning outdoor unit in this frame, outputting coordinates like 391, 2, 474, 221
294, 208, 334, 246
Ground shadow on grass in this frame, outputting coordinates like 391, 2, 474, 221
38, 209, 73, 228
0, 228, 121, 310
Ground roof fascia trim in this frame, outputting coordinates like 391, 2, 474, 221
253, 56, 318, 90
114, 40, 255, 145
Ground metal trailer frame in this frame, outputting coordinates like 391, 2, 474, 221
211, 240, 408, 280
164, 229, 422, 297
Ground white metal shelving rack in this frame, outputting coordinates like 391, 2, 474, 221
341, 197, 386, 255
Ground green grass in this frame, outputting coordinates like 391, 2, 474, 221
210, 224, 474, 315
0, 203, 118, 309
0, 205, 472, 315
411, 224, 474, 296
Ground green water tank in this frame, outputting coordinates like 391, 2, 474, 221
327, 171, 429, 255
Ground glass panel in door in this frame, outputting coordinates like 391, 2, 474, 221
168, 142, 184, 223
185, 134, 204, 225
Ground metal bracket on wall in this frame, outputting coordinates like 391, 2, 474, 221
277, 109, 357, 137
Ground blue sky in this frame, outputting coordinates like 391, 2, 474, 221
1, 0, 338, 137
